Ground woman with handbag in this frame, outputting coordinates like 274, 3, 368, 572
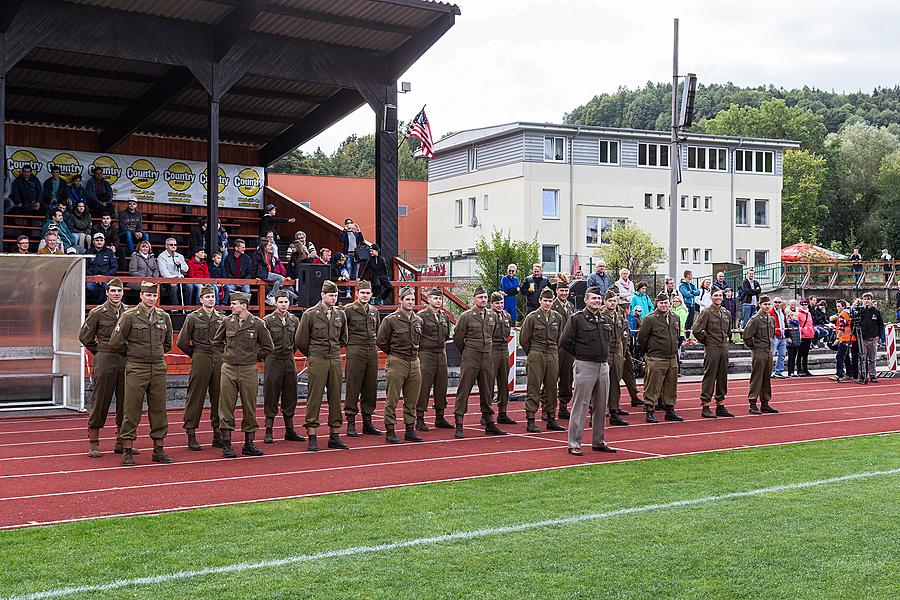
796, 299, 815, 376
785, 299, 800, 377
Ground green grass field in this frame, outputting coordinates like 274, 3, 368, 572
2, 434, 899, 599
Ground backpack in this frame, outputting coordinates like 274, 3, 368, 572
737, 286, 745, 302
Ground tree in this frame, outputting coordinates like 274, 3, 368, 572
876, 152, 900, 250
594, 224, 666, 276
474, 229, 539, 296
701, 99, 827, 153
781, 149, 828, 245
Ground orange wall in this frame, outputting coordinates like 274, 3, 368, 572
268, 174, 428, 260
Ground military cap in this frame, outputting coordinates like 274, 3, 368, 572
230, 291, 251, 304
473, 284, 487, 296
140, 281, 159, 294
107, 277, 123, 290
356, 280, 372, 291
273, 289, 290, 300
605, 290, 618, 300
540, 287, 554, 299
759, 295, 771, 304
490, 291, 504, 303
656, 292, 670, 302
321, 280, 338, 294
555, 281, 570, 291
585, 286, 602, 297
399, 285, 415, 299
199, 284, 216, 298
427, 286, 443, 297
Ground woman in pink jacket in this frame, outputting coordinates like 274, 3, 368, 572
796, 298, 815, 376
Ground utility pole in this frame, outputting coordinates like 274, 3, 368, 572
668, 18, 679, 280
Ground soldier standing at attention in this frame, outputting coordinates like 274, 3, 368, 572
416, 287, 453, 430
551, 282, 575, 419
80, 277, 129, 458
489, 291, 518, 425
520, 287, 566, 433
637, 292, 682, 424
213, 291, 274, 458
296, 280, 348, 451
452, 285, 507, 438
110, 281, 173, 466
601, 290, 630, 426
377, 286, 424, 443
262, 290, 305, 444
343, 281, 383, 437
176, 284, 225, 451
691, 289, 736, 418
743, 295, 780, 415
560, 286, 616, 455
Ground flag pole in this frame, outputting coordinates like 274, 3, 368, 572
398, 104, 427, 148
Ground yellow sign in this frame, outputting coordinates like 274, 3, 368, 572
48, 152, 83, 182
234, 168, 262, 197
201, 166, 228, 194
90, 156, 122, 185
127, 159, 159, 189
165, 162, 195, 192
8, 150, 42, 177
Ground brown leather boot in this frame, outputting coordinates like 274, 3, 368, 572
264, 417, 275, 444
121, 441, 136, 466
186, 429, 202, 451
284, 416, 305, 442
87, 428, 102, 458
152, 443, 174, 464
362, 414, 383, 435
211, 428, 224, 448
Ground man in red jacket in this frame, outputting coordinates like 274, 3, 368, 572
187, 248, 211, 305
767, 297, 788, 378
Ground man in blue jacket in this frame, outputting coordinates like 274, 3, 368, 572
678, 270, 701, 333
85, 233, 119, 302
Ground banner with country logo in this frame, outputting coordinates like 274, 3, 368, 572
6, 147, 264, 210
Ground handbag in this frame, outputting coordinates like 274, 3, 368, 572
355, 244, 371, 261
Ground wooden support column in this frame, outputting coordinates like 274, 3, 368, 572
374, 82, 399, 263
207, 94, 220, 256
0, 74, 5, 246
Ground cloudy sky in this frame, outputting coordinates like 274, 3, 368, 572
301, 0, 900, 153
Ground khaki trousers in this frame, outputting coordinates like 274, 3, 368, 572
607, 351, 624, 414
219, 363, 260, 433
643, 356, 678, 410
557, 348, 574, 407
384, 356, 421, 426
183, 352, 222, 430
263, 356, 298, 419
524, 350, 558, 416
88, 351, 126, 430
567, 360, 609, 449
491, 348, 511, 412
748, 352, 773, 405
306, 356, 343, 431
344, 345, 378, 417
417, 350, 448, 416
700, 345, 728, 406
454, 348, 494, 417
118, 360, 168, 441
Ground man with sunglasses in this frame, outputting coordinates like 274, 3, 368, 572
768, 297, 788, 379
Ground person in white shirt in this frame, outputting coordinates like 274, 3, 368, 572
157, 237, 189, 305
697, 278, 713, 310
615, 268, 635, 304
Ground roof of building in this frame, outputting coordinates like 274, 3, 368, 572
433, 121, 802, 153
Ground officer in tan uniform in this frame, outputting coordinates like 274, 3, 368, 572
176, 284, 225, 451
110, 281, 173, 466
296, 280, 348, 451
691, 289, 736, 418
637, 292, 682, 423
601, 290, 630, 426
551, 283, 575, 419
212, 291, 274, 458
743, 295, 780, 415
262, 290, 305, 444
377, 285, 424, 443
452, 285, 507, 438
343, 280, 383, 437
520, 287, 565, 432
416, 287, 453, 430
80, 277, 129, 458
490, 291, 517, 425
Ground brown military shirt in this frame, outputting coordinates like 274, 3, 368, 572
452, 307, 495, 353
213, 313, 274, 365
109, 304, 172, 363
264, 311, 300, 359
601, 306, 628, 355
743, 309, 774, 354
491, 308, 512, 351
637, 309, 680, 359
692, 305, 732, 349
344, 300, 379, 347
376, 309, 423, 361
519, 307, 563, 353
551, 297, 574, 324
80, 300, 127, 354
417, 307, 450, 352
296, 301, 347, 359
177, 307, 225, 356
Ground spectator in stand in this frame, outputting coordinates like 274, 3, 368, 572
85, 233, 118, 302
630, 281, 654, 317
360, 243, 392, 305
768, 297, 788, 378
615, 268, 635, 305
224, 239, 253, 304
264, 231, 279, 259
522, 263, 549, 315
500, 263, 520, 321
258, 203, 295, 241
796, 299, 815, 377
830, 299, 855, 382
85, 167, 116, 219
696, 278, 713, 311
157, 237, 189, 305
188, 217, 208, 257
286, 241, 306, 279
66, 200, 92, 252
92, 213, 118, 250
712, 271, 731, 293
586, 260, 611, 296
37, 230, 64, 255
849, 248, 863, 284
10, 165, 44, 215
42, 165, 69, 210
42, 208, 78, 252
340, 218, 365, 280
856, 292, 885, 384
880, 248, 893, 283
740, 269, 762, 326
809, 296, 831, 347
14, 235, 30, 254
128, 239, 159, 291
678, 270, 701, 331
208, 250, 226, 303
186, 248, 210, 305
331, 252, 352, 302
723, 288, 737, 330
68, 173, 86, 207
118, 197, 144, 256
284, 230, 311, 262
251, 238, 285, 305
314, 247, 332, 265
306, 247, 320, 264
216, 220, 229, 261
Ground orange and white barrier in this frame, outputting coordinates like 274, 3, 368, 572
886, 324, 898, 372
507, 328, 517, 392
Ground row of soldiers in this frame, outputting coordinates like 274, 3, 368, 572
80, 276, 781, 464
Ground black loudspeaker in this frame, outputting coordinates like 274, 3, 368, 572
382, 103, 398, 133
295, 264, 330, 307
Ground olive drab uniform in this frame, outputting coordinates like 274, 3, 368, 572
80, 300, 127, 439
601, 304, 629, 416
343, 299, 380, 420
377, 308, 423, 428
110, 305, 173, 443
213, 313, 274, 433
296, 301, 348, 433
520, 307, 563, 418
692, 304, 732, 409
490, 308, 513, 414
452, 307, 496, 418
263, 311, 300, 420
743, 308, 775, 408
416, 306, 451, 419
551, 297, 575, 412
177, 307, 225, 433
637, 309, 680, 412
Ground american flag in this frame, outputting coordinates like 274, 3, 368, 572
406, 108, 434, 159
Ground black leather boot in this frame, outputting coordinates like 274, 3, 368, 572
405, 424, 424, 442
242, 432, 264, 456
385, 425, 401, 444
454, 414, 465, 439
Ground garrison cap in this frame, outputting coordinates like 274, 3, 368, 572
356, 280, 372, 291
427, 287, 443, 297
490, 291, 504, 303
759, 295, 771, 304
230, 292, 251, 304
107, 277, 123, 290
656, 292, 670, 302
473, 284, 487, 296
399, 285, 415, 299
140, 281, 159, 294
321, 280, 338, 294
555, 281, 570, 291
605, 290, 618, 300
199, 284, 216, 298
585, 286, 602, 297
273, 290, 290, 300
540, 287, 554, 299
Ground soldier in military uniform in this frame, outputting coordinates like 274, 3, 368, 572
416, 287, 453, 430
213, 291, 274, 458
377, 286, 424, 443
110, 281, 174, 466
601, 290, 630, 426
343, 280, 383, 437
551, 283, 575, 419
262, 290, 305, 444
296, 280, 348, 451
692, 289, 736, 418
520, 287, 565, 433
80, 277, 129, 458
743, 295, 780, 415
452, 285, 507, 438
637, 292, 682, 423
489, 291, 517, 425
176, 284, 225, 451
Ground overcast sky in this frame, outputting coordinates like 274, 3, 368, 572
300, 0, 900, 153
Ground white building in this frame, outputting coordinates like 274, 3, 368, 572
427, 122, 799, 277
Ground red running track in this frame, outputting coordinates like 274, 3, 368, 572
0, 376, 898, 530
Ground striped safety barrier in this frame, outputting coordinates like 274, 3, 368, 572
507, 328, 517, 392
886, 324, 898, 372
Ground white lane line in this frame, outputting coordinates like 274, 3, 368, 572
4, 465, 899, 600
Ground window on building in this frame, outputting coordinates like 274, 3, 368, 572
754, 250, 769, 267
644, 193, 653, 209
687, 146, 728, 171
468, 197, 477, 225
680, 195, 688, 210
544, 136, 565, 162
680, 248, 689, 262
638, 142, 669, 167
541, 245, 558, 270
735, 149, 774, 173
656, 193, 666, 210
736, 198, 749, 226
398, 204, 408, 217
468, 147, 478, 171
483, 194, 489, 210
704, 196, 712, 211
736, 249, 750, 266
704, 248, 712, 263
454, 199, 463, 227
586, 217, 627, 245
754, 199, 769, 226
693, 248, 702, 263
542, 189, 559, 218
598, 140, 619, 165
692, 195, 700, 210
300, 201, 311, 209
